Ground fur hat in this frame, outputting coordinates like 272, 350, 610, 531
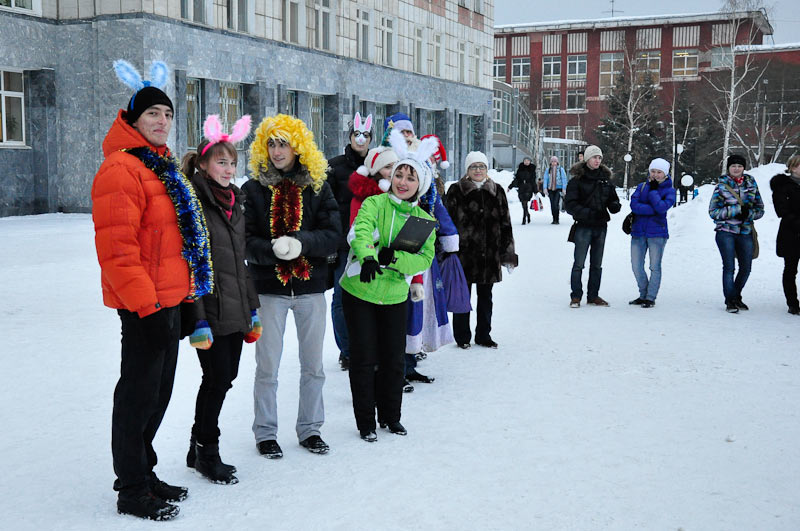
384, 113, 414, 135
648, 158, 671, 175
357, 146, 398, 177
388, 128, 437, 201
420, 134, 449, 169
465, 151, 489, 170
113, 60, 173, 125
249, 114, 328, 191
726, 154, 747, 170
584, 145, 603, 161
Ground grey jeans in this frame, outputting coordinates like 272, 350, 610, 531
253, 293, 326, 443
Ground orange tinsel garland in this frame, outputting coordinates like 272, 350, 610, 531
269, 179, 312, 285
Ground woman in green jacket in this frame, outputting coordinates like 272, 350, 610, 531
340, 129, 438, 442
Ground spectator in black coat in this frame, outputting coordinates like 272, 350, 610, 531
770, 155, 800, 314
508, 157, 537, 225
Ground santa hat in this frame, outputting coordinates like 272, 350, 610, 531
357, 146, 398, 177
420, 134, 449, 169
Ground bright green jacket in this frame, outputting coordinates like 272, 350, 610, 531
340, 193, 435, 305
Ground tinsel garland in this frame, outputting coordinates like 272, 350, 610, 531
124, 147, 214, 298
269, 179, 312, 285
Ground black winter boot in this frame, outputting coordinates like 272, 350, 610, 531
117, 488, 180, 521
195, 442, 239, 485
188, 434, 236, 473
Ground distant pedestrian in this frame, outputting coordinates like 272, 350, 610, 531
543, 156, 568, 224
508, 157, 537, 224
769, 155, 800, 315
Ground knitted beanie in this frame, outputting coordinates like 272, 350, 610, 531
465, 151, 489, 169
124, 86, 174, 125
584, 145, 603, 161
648, 158, 671, 174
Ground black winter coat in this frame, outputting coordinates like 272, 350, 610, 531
444, 177, 518, 284
327, 145, 366, 250
182, 172, 259, 338
509, 162, 537, 201
565, 162, 621, 226
770, 173, 800, 257
243, 162, 341, 295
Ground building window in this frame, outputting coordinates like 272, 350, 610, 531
492, 89, 511, 136
186, 78, 203, 149
542, 126, 560, 139
431, 33, 442, 77
313, 0, 332, 51
599, 52, 623, 96
285, 90, 298, 117
237, 0, 247, 32
181, 0, 189, 19
636, 51, 661, 84
565, 126, 582, 140
511, 58, 530, 82
376, 17, 394, 67
375, 103, 387, 140
414, 27, 424, 74
458, 42, 466, 83
309, 94, 324, 152
472, 47, 482, 85
356, 9, 370, 61
0, 0, 33, 10
0, 70, 25, 144
192, 0, 206, 23
541, 90, 560, 111
467, 115, 481, 152
673, 49, 699, 77
282, 0, 300, 44
711, 46, 734, 68
219, 82, 243, 145
493, 58, 506, 80
566, 89, 585, 110
542, 56, 561, 83
567, 54, 587, 81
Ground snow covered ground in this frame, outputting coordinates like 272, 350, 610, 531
2, 164, 798, 530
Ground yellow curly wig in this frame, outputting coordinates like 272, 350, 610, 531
249, 114, 328, 192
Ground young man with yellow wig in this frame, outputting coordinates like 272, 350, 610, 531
243, 114, 341, 457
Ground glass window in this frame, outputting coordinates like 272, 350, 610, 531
219, 82, 243, 146
567, 54, 587, 81
193, 0, 205, 23
542, 126, 560, 139
282, 0, 300, 44
599, 52, 624, 96
309, 94, 324, 152
711, 46, 734, 68
542, 56, 561, 83
375, 103, 387, 140
414, 27, 424, 74
511, 58, 530, 82
566, 89, 585, 110
459, 43, 466, 83
541, 90, 560, 111
186, 78, 203, 149
673, 49, 699, 77
565, 126, 582, 140
431, 33, 442, 77
493, 58, 506, 80
378, 17, 394, 66
314, 0, 332, 51
285, 90, 297, 117
356, 9, 369, 61
636, 51, 661, 84
0, 0, 33, 9
1, 70, 25, 144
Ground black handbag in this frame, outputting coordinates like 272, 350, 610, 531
622, 212, 635, 235
567, 222, 578, 242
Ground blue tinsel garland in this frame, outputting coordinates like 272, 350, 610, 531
125, 147, 214, 298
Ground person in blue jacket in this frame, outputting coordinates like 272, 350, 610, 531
628, 158, 676, 308
542, 156, 569, 224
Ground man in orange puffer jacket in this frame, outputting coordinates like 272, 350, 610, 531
91, 74, 207, 520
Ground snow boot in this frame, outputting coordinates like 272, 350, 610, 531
734, 297, 749, 310
380, 421, 407, 436
188, 434, 236, 474
406, 370, 435, 383
117, 488, 179, 521
195, 441, 239, 485
359, 429, 378, 442
149, 473, 188, 502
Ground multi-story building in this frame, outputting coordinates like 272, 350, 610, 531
493, 10, 774, 151
0, 0, 494, 216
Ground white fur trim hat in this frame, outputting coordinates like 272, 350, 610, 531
584, 145, 603, 161
357, 146, 398, 177
465, 151, 489, 170
648, 157, 670, 174
388, 128, 437, 201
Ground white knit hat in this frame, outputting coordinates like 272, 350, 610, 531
584, 145, 603, 161
388, 128, 437, 201
648, 157, 670, 174
357, 146, 398, 177
465, 151, 489, 170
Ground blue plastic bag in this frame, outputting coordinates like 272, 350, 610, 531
438, 253, 472, 313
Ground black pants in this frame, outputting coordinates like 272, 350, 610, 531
453, 283, 493, 345
520, 196, 531, 224
342, 290, 406, 431
192, 332, 244, 444
783, 255, 800, 308
113, 306, 180, 492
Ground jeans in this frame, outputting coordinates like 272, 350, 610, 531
331, 248, 350, 360
253, 293, 326, 443
571, 225, 607, 300
715, 230, 754, 302
782, 255, 799, 308
453, 283, 494, 344
630, 236, 667, 301
192, 332, 243, 445
549, 190, 562, 222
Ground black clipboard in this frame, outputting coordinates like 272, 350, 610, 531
389, 216, 437, 254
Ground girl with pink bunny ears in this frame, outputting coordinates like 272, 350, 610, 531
179, 114, 260, 486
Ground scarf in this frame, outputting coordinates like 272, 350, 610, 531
731, 174, 744, 185
549, 166, 558, 191
207, 178, 235, 220
269, 178, 312, 285
124, 147, 214, 298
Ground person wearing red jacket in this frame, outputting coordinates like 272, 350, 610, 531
91, 61, 212, 521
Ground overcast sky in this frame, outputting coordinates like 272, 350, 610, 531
493, 0, 797, 45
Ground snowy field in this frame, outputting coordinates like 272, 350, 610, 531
2, 164, 798, 530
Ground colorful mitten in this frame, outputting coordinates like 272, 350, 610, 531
244, 310, 262, 343
190, 320, 213, 349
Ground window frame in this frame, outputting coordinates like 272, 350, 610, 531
511, 57, 530, 83
599, 52, 624, 96
566, 89, 586, 110
219, 81, 243, 147
0, 0, 41, 16
313, 0, 333, 52
309, 93, 325, 152
672, 49, 699, 77
567, 54, 587, 82
542, 56, 561, 83
493, 58, 507, 80
541, 90, 561, 111
185, 78, 203, 150
0, 69, 26, 146
356, 9, 370, 62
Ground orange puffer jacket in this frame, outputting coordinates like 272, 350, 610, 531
91, 110, 190, 317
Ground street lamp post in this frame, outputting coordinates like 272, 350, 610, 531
623, 153, 632, 199
676, 143, 684, 202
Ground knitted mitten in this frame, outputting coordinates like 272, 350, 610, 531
190, 320, 213, 349
244, 310, 262, 343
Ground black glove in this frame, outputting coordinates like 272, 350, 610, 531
360, 258, 383, 283
139, 308, 173, 348
378, 247, 395, 266
735, 205, 750, 221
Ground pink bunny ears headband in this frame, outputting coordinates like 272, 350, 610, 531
201, 114, 252, 156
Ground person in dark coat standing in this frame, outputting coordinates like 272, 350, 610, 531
179, 114, 260, 485
444, 151, 518, 349
770, 155, 800, 314
564, 145, 621, 308
244, 114, 341, 458
326, 112, 372, 370
508, 157, 537, 225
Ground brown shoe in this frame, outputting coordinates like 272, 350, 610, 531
569, 298, 581, 308
587, 297, 609, 307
